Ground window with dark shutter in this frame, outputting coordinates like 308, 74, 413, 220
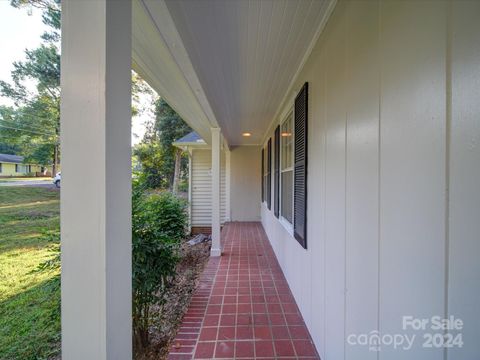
261, 148, 264, 202
267, 138, 272, 210
294, 82, 308, 248
274, 126, 280, 218
280, 112, 294, 224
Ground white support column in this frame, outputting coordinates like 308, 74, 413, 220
225, 149, 231, 222
187, 151, 193, 234
60, 0, 132, 359
211, 128, 222, 256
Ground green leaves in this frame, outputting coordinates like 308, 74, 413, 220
131, 187, 189, 349
14, 45, 60, 98
0, 0, 60, 170
133, 98, 192, 190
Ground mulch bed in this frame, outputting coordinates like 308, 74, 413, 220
136, 238, 211, 360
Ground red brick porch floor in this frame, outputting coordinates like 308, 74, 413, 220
168, 222, 319, 360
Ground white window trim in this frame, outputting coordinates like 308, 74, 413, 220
279, 215, 294, 236
279, 109, 295, 227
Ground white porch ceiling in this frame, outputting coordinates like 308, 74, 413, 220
136, 0, 333, 145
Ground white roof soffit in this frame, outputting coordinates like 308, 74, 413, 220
132, 0, 221, 146
134, 0, 336, 146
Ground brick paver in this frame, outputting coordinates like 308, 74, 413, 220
168, 222, 319, 359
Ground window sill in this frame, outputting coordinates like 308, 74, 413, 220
279, 216, 294, 237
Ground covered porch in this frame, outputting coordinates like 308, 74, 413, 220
60, 0, 480, 359
168, 222, 318, 360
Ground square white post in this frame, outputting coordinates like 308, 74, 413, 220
60, 0, 132, 359
225, 149, 231, 222
211, 128, 222, 256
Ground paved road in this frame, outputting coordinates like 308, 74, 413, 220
0, 179, 57, 189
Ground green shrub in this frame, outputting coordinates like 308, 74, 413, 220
178, 178, 189, 193
132, 183, 188, 351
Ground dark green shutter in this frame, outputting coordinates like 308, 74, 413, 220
261, 148, 264, 202
274, 126, 280, 218
267, 138, 272, 210
294, 82, 308, 248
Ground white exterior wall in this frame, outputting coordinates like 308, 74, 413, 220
230, 146, 261, 222
261, 1, 480, 359
448, 2, 480, 358
191, 149, 227, 226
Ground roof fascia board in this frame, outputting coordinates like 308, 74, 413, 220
142, 0, 219, 130
133, 0, 214, 143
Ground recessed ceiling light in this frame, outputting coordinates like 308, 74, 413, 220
281, 132, 292, 137
242, 132, 252, 137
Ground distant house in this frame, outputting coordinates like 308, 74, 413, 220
0, 153, 51, 177
173, 131, 261, 235
173, 132, 229, 234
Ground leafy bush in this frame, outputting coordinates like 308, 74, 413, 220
178, 178, 189, 193
132, 182, 188, 350
133, 143, 169, 189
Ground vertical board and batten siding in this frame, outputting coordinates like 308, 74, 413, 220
260, 1, 480, 359
448, 1, 480, 358
379, 2, 446, 359
345, 2, 379, 359
191, 149, 227, 226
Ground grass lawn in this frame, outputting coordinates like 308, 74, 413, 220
0, 186, 61, 360
0, 177, 52, 183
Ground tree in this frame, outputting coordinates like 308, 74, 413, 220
133, 141, 168, 189
154, 99, 192, 191
0, 143, 20, 155
132, 71, 154, 118
0, 0, 60, 174
134, 98, 191, 190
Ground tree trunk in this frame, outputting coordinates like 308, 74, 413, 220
52, 144, 58, 177
172, 148, 182, 194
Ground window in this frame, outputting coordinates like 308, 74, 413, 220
275, 83, 308, 248
280, 111, 294, 224
0, 163, 2, 173
15, 164, 27, 173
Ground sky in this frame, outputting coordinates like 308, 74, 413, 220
0, 0, 151, 145
0, 1, 46, 106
